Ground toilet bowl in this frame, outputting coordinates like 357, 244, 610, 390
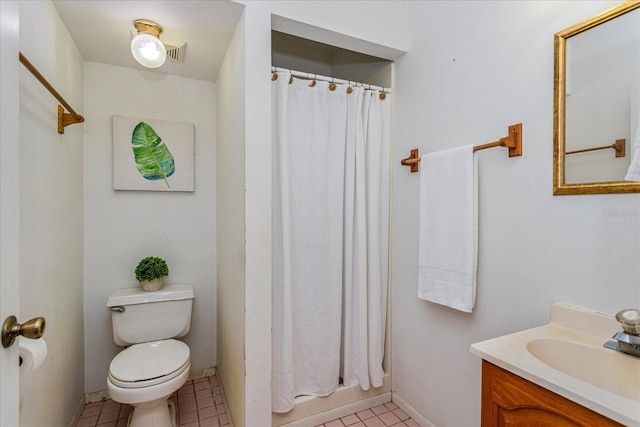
106, 284, 195, 427
108, 340, 190, 426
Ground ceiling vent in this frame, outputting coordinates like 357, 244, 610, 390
164, 41, 186, 63
130, 30, 186, 63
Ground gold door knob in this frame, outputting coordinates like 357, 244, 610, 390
1, 315, 46, 348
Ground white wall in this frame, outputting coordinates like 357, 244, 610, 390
242, 5, 274, 426
263, 0, 407, 60
220, 2, 408, 425
83, 63, 217, 394
216, 10, 247, 427
392, 1, 640, 426
217, 5, 276, 425
18, 1, 85, 425
0, 1, 20, 423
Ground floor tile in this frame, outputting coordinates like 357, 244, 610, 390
179, 400, 198, 414
378, 411, 401, 426
198, 396, 215, 409
180, 410, 199, 424
200, 417, 221, 427
392, 408, 409, 421
180, 392, 197, 404
97, 410, 118, 424
77, 373, 421, 427
384, 402, 398, 411
80, 405, 101, 418
363, 416, 386, 427
341, 413, 360, 425
198, 405, 217, 420
371, 404, 389, 415
77, 374, 230, 427
77, 416, 98, 427
356, 409, 375, 420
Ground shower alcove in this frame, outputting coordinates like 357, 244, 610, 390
271, 30, 394, 427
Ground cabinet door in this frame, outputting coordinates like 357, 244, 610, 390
481, 361, 623, 426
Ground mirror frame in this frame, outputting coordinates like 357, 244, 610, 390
553, 0, 640, 195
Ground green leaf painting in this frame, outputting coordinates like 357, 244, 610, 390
131, 122, 175, 188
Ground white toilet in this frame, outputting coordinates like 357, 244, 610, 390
106, 284, 195, 427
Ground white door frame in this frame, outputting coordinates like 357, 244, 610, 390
0, 1, 21, 426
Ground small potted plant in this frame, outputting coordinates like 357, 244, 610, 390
135, 256, 169, 291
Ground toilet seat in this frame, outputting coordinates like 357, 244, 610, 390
109, 339, 190, 389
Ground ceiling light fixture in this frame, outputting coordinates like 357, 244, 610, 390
131, 19, 167, 69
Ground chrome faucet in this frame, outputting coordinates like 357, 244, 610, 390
604, 308, 640, 358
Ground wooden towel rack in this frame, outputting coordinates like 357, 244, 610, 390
19, 52, 84, 134
565, 138, 625, 158
401, 123, 522, 172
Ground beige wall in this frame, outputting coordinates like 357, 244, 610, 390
19, 1, 85, 425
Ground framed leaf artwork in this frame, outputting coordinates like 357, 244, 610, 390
113, 115, 195, 192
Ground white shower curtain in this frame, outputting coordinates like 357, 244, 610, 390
272, 72, 391, 413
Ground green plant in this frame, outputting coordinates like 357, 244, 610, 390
134, 256, 169, 282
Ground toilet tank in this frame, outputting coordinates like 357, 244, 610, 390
106, 284, 195, 346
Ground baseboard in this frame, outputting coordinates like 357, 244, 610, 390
391, 392, 434, 427
69, 394, 86, 426
189, 366, 217, 381
84, 366, 217, 404
85, 389, 109, 404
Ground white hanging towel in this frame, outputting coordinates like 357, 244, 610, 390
417, 145, 478, 312
624, 123, 640, 181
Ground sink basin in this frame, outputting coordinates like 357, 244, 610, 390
527, 338, 640, 400
471, 303, 640, 426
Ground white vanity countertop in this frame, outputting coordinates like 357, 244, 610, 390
470, 302, 640, 427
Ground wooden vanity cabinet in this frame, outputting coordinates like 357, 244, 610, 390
481, 361, 623, 426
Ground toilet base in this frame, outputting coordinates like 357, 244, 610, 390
127, 399, 176, 427
108, 358, 190, 427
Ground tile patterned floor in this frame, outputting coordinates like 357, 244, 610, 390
77, 375, 230, 427
77, 374, 419, 427
314, 402, 420, 427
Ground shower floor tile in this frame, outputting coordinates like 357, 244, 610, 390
316, 402, 419, 427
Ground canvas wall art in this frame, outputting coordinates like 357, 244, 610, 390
113, 115, 195, 192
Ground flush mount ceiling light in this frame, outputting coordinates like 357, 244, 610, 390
131, 19, 167, 68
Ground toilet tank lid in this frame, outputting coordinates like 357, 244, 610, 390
106, 284, 194, 307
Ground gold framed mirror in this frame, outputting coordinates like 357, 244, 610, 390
554, 1, 640, 195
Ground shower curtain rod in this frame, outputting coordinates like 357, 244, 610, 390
271, 66, 391, 94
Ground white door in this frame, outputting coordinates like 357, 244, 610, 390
0, 1, 21, 426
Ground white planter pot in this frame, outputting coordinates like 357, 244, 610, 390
140, 277, 164, 291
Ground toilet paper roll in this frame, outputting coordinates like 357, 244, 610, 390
19, 336, 47, 373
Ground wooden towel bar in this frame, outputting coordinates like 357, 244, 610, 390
19, 52, 84, 134
401, 123, 522, 173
